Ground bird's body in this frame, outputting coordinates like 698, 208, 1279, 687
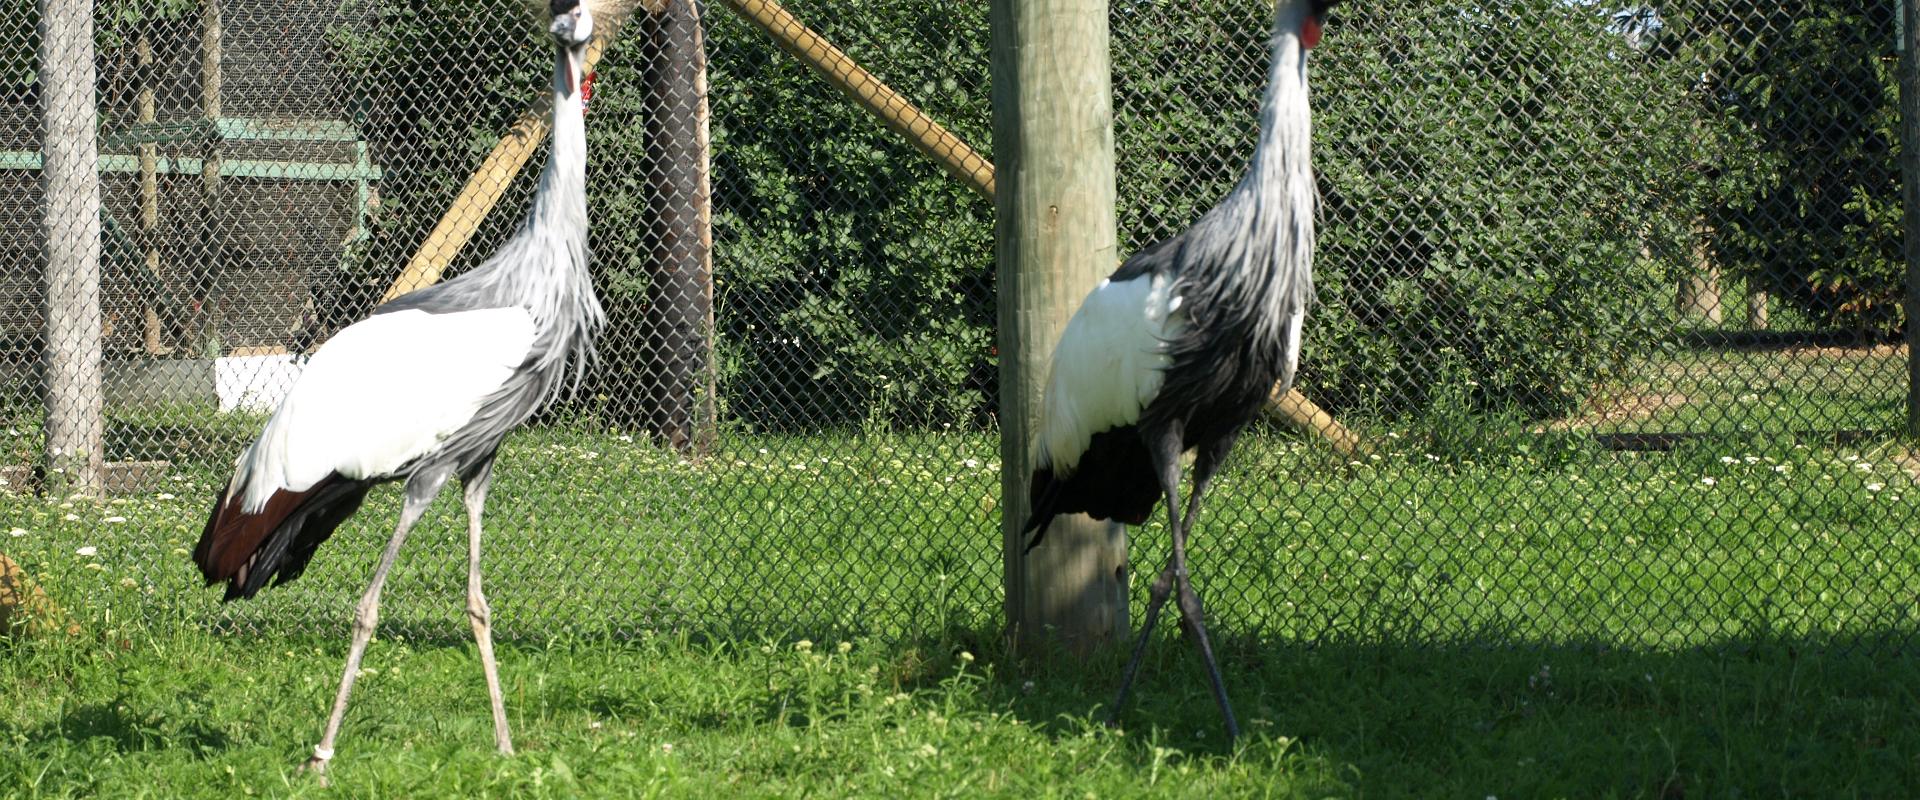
1022, 0, 1334, 740
192, 0, 601, 773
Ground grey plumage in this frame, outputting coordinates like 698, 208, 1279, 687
1022, 0, 1335, 741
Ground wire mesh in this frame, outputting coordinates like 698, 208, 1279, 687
4, 0, 1915, 650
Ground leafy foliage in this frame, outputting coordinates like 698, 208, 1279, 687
1652, 0, 1904, 330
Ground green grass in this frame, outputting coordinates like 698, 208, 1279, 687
3, 343, 1919, 795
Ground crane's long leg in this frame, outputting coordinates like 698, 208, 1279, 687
1110, 425, 1187, 725
303, 470, 449, 778
461, 459, 514, 755
1171, 442, 1240, 741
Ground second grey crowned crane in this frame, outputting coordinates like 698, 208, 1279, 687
1022, 0, 1337, 740
192, 0, 604, 773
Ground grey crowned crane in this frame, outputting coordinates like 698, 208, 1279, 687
1022, 0, 1337, 740
192, 0, 603, 772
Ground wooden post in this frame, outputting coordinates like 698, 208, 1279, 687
641, 0, 718, 454
1745, 288, 1768, 330
1901, 0, 1920, 437
136, 32, 172, 356
1677, 221, 1722, 326
992, 0, 1128, 655
39, 0, 106, 496
194, 0, 224, 353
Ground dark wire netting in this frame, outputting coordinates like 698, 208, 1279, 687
6, 0, 1916, 649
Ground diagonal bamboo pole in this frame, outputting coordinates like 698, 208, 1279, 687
719, 0, 1364, 457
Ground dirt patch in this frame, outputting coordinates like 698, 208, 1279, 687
1778, 343, 1906, 360
1538, 392, 1689, 432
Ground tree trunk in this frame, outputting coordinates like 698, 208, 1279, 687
1677, 222, 1722, 326
39, 0, 105, 496
992, 0, 1128, 655
641, 0, 717, 454
1746, 288, 1769, 330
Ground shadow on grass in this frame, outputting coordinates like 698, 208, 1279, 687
974, 624, 1920, 795
13, 695, 234, 755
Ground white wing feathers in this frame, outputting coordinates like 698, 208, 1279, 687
1034, 273, 1184, 474
235, 307, 537, 512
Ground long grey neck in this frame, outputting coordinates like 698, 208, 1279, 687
475, 42, 602, 390
1240, 7, 1314, 210
535, 45, 588, 236
489, 43, 596, 330
1185, 5, 1316, 348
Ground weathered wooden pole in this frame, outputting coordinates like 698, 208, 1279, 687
136, 31, 172, 355
641, 0, 718, 454
39, 0, 106, 495
193, 0, 224, 352
992, 0, 1128, 654
1901, 0, 1920, 437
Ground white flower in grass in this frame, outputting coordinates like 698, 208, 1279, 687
155, 492, 175, 500
1772, 465, 1790, 474
1866, 483, 1885, 493
661, 742, 674, 754
1699, 477, 1716, 486
1720, 456, 1738, 465
104, 516, 126, 524
75, 545, 97, 557
7, 527, 24, 537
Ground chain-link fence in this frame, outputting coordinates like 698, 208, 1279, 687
5, 0, 1917, 649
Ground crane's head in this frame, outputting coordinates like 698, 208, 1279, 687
549, 0, 594, 98
1291, 0, 1340, 50
549, 0, 595, 47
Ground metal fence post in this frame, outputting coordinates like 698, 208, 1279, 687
1904, 0, 1920, 438
39, 0, 105, 496
991, 0, 1128, 655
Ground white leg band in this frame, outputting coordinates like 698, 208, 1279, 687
312, 745, 335, 762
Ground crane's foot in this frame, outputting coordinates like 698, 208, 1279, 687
295, 740, 334, 786
297, 755, 332, 786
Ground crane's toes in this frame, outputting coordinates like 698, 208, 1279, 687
298, 757, 331, 787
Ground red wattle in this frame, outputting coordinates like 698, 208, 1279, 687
1302, 17, 1324, 50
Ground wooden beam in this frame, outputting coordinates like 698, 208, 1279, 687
716, 0, 995, 199
992, 0, 1128, 655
